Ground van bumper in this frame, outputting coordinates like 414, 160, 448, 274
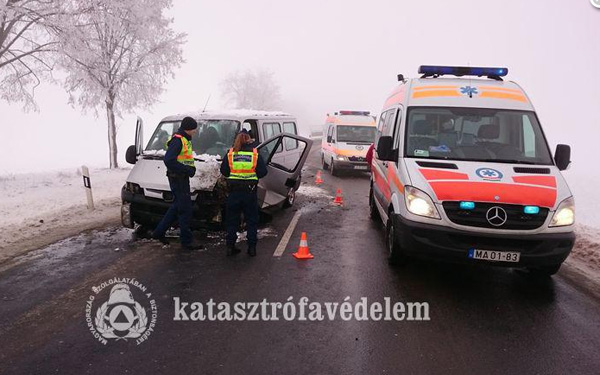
393, 214, 575, 267
334, 160, 370, 171
121, 186, 223, 230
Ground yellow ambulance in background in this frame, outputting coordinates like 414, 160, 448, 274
321, 110, 377, 175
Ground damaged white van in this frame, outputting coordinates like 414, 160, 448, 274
371, 66, 575, 276
122, 110, 312, 234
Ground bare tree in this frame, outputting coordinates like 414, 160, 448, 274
220, 68, 281, 110
0, 0, 68, 110
58, 0, 185, 169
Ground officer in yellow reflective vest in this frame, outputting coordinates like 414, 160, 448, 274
152, 116, 204, 251
220, 130, 268, 256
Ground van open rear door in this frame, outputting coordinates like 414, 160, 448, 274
257, 133, 313, 208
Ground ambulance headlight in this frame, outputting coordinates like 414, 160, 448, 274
550, 197, 575, 227
337, 155, 347, 161
405, 186, 440, 219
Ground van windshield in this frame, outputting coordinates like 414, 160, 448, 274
145, 119, 240, 157
336, 125, 376, 143
404, 107, 553, 165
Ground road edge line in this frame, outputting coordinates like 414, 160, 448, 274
273, 211, 302, 257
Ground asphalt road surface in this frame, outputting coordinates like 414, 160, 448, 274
1, 146, 600, 375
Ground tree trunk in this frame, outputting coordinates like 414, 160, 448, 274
105, 96, 119, 169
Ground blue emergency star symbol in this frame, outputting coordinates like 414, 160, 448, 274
482, 170, 496, 177
460, 86, 478, 97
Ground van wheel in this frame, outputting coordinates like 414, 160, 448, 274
528, 264, 562, 277
369, 187, 380, 222
386, 215, 407, 266
322, 154, 329, 170
283, 188, 295, 208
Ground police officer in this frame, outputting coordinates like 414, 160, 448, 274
220, 131, 268, 256
152, 116, 203, 251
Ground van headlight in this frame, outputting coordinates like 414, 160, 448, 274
337, 155, 347, 161
550, 197, 575, 227
404, 186, 440, 219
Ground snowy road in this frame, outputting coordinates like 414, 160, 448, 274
1, 147, 600, 374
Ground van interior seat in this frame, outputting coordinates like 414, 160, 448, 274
407, 120, 439, 155
476, 123, 522, 159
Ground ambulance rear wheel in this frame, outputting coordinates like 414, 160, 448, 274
322, 154, 329, 170
386, 215, 407, 266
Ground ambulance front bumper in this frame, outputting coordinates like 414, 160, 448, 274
392, 214, 575, 267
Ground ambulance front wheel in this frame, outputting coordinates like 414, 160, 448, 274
330, 159, 339, 176
386, 214, 407, 266
322, 154, 329, 170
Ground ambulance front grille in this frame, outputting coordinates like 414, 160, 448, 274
442, 202, 549, 230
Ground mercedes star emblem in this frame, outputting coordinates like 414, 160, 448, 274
486, 206, 508, 227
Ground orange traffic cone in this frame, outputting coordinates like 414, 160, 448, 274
333, 188, 344, 205
315, 170, 323, 185
293, 232, 314, 259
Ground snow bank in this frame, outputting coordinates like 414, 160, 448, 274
0, 167, 130, 228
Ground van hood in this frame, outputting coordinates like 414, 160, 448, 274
404, 159, 571, 210
126, 157, 222, 193
333, 142, 371, 158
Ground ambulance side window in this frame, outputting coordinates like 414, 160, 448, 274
393, 108, 403, 149
375, 111, 389, 144
327, 125, 335, 143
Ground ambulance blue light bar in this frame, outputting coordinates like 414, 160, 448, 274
339, 110, 371, 116
418, 66, 509, 79
524, 206, 540, 215
459, 201, 476, 210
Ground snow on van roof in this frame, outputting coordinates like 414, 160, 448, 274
161, 109, 293, 122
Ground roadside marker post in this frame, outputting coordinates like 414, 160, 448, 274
81, 165, 95, 211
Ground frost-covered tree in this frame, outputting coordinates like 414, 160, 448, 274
0, 0, 68, 110
58, 0, 185, 168
220, 68, 281, 110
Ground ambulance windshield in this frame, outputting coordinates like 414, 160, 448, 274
337, 125, 376, 143
145, 119, 240, 156
404, 107, 553, 165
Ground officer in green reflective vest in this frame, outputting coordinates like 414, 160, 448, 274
152, 116, 203, 251
220, 130, 268, 256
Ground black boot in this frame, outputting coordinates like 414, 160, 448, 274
151, 234, 169, 245
181, 242, 205, 252
248, 246, 256, 257
226, 244, 241, 256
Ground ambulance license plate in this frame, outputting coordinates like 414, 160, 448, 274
468, 249, 520, 263
354, 165, 368, 170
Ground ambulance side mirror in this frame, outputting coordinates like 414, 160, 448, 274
554, 144, 571, 171
126, 145, 137, 165
377, 136, 396, 162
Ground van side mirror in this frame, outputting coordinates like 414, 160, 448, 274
554, 144, 571, 171
377, 136, 395, 161
126, 145, 138, 165
326, 135, 332, 143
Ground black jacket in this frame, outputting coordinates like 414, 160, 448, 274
164, 128, 195, 176
220, 144, 268, 180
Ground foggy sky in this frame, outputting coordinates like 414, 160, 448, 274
0, 0, 599, 174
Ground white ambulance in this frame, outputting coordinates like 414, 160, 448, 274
121, 110, 312, 236
370, 66, 575, 276
321, 110, 377, 175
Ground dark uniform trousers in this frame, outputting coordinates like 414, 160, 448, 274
226, 188, 259, 247
152, 176, 193, 245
